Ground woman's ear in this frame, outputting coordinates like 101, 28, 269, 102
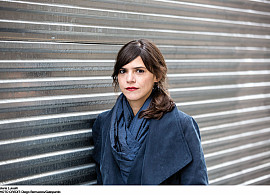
154, 75, 160, 83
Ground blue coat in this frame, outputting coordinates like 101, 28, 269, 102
92, 106, 208, 185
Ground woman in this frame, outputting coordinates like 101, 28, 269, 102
92, 39, 208, 185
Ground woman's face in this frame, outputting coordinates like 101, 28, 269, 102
118, 56, 157, 107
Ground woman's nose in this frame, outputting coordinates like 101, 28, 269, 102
126, 72, 135, 83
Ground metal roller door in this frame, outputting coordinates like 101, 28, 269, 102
0, 0, 270, 185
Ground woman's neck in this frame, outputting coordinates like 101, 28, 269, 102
127, 92, 152, 116
128, 100, 143, 116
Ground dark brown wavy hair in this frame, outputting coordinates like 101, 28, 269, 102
112, 39, 175, 120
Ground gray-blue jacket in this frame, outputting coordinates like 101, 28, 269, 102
92, 106, 208, 185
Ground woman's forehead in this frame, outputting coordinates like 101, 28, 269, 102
121, 56, 146, 69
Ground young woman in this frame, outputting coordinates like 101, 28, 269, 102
92, 39, 208, 185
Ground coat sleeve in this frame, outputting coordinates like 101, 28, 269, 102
180, 115, 208, 185
92, 115, 103, 185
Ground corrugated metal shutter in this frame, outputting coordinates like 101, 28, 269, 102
0, 0, 269, 185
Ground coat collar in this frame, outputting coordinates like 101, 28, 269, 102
139, 107, 192, 184
100, 107, 192, 185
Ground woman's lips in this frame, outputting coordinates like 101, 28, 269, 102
126, 87, 139, 91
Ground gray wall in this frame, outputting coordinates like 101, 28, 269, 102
0, 0, 270, 185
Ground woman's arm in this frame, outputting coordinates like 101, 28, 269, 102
92, 115, 103, 185
180, 115, 209, 185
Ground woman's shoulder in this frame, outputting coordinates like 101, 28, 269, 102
155, 106, 193, 127
96, 109, 113, 121
169, 106, 193, 122
92, 109, 113, 143
176, 108, 191, 119
168, 107, 200, 135
92, 109, 113, 131
175, 107, 201, 138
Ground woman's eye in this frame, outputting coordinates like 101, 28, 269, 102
119, 69, 125, 74
137, 69, 144, 73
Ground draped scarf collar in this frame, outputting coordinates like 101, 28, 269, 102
110, 93, 152, 183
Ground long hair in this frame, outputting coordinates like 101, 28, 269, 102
112, 39, 175, 120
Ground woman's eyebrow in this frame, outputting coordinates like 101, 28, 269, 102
133, 66, 146, 69
120, 66, 146, 70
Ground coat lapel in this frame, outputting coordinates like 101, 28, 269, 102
140, 107, 192, 184
98, 107, 192, 185
98, 109, 125, 184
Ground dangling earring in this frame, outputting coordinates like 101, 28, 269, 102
153, 82, 159, 90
